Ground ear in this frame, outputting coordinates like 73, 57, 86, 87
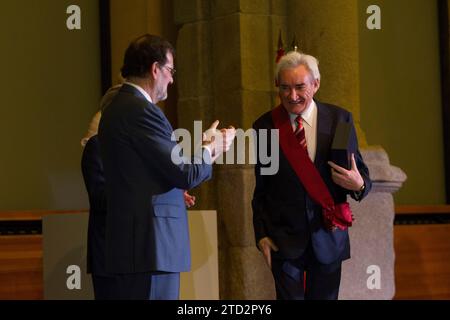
313, 78, 320, 94
150, 62, 159, 80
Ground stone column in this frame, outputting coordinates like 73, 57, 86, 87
287, 0, 406, 299
287, 0, 367, 146
174, 0, 217, 210
339, 148, 406, 299
175, 0, 287, 299
212, 0, 286, 299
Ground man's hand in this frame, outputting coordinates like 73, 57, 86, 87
184, 191, 196, 208
328, 153, 364, 191
258, 237, 279, 269
202, 120, 236, 162
202, 120, 220, 143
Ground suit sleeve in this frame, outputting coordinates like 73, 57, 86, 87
346, 113, 372, 201
252, 123, 268, 247
131, 105, 213, 190
81, 137, 107, 213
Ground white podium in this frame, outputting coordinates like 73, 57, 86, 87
42, 210, 218, 300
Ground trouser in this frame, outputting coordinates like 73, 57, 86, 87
271, 240, 342, 300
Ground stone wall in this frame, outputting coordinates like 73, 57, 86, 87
175, 0, 286, 299
174, 0, 404, 299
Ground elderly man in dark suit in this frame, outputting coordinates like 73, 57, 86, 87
252, 51, 371, 300
98, 34, 235, 300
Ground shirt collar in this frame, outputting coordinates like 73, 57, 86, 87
124, 82, 153, 103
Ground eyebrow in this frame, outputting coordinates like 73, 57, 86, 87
280, 83, 306, 87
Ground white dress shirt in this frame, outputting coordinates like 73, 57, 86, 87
289, 100, 318, 162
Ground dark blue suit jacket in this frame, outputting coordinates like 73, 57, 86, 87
98, 84, 212, 274
252, 101, 371, 264
81, 135, 108, 276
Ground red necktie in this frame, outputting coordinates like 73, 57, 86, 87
294, 115, 307, 150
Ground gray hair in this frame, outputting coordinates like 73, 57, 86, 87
81, 111, 101, 147
276, 51, 321, 82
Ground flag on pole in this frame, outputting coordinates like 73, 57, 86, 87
291, 33, 298, 52
275, 30, 285, 63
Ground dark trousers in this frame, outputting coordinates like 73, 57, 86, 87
271, 241, 342, 300
92, 271, 180, 300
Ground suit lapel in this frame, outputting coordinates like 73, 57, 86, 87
314, 101, 333, 167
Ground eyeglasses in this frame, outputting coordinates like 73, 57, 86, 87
161, 65, 176, 76
279, 84, 307, 93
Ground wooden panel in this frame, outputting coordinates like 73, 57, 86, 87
395, 205, 450, 215
0, 235, 43, 299
1, 208, 449, 300
394, 224, 450, 299
0, 210, 87, 221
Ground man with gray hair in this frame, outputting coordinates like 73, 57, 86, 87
252, 51, 371, 299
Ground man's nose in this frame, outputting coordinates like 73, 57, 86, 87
288, 88, 298, 100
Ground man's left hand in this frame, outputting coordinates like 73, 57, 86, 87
184, 191, 196, 208
328, 153, 364, 191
